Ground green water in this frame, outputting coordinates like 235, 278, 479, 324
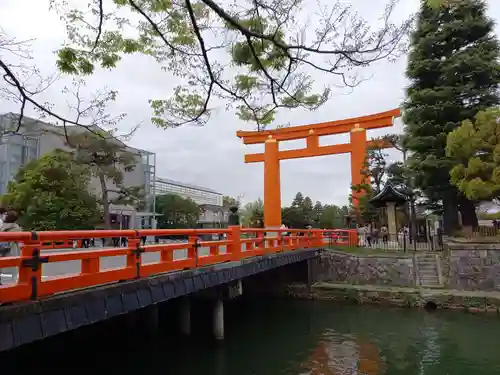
4, 299, 500, 374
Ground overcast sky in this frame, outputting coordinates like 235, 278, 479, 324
1, 0, 499, 207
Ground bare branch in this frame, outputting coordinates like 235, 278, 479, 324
0, 27, 138, 145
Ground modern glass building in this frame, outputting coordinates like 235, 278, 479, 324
0, 113, 158, 229
0, 133, 40, 194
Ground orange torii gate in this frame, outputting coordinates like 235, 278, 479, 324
236, 108, 401, 227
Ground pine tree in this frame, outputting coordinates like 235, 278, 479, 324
302, 196, 314, 225
313, 201, 324, 224
403, 0, 500, 233
291, 192, 304, 208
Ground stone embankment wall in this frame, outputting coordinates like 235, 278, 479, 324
286, 242, 500, 312
312, 240, 500, 291
445, 241, 500, 291
313, 250, 416, 287
288, 283, 500, 313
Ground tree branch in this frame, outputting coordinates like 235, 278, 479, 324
7, 0, 412, 133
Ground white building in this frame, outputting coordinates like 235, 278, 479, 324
154, 177, 223, 206
154, 177, 228, 227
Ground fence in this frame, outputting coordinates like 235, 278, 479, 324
0, 227, 356, 304
325, 231, 444, 252
467, 225, 500, 238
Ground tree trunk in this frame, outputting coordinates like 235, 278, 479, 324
98, 171, 111, 229
459, 197, 478, 230
442, 192, 460, 235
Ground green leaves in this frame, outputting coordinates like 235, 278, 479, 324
284, 192, 347, 228
404, 0, 500, 206
230, 19, 287, 72
155, 194, 200, 229
447, 108, 500, 201
150, 86, 208, 128
222, 196, 239, 208
425, 0, 465, 9
66, 131, 143, 227
240, 198, 264, 227
236, 105, 275, 126
57, 47, 95, 75
1, 150, 100, 230
235, 75, 259, 93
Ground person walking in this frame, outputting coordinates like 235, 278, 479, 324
0, 207, 6, 226
0, 211, 22, 284
380, 224, 389, 245
364, 223, 372, 247
357, 223, 366, 247
371, 223, 380, 246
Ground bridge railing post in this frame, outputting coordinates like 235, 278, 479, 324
313, 230, 323, 247
188, 233, 199, 267
277, 231, 284, 252
228, 226, 242, 261
19, 232, 46, 300
256, 231, 265, 250
348, 230, 358, 247
127, 232, 143, 278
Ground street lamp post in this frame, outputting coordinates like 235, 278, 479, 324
237, 193, 244, 207
396, 136, 418, 252
118, 209, 124, 247
409, 191, 418, 252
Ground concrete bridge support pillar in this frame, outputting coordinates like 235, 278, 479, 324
179, 297, 191, 336
213, 299, 224, 340
139, 305, 159, 333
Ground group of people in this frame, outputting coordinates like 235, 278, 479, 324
75, 235, 150, 248
357, 222, 413, 248
356, 222, 390, 247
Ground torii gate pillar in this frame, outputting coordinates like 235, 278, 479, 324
264, 137, 281, 227
350, 126, 368, 207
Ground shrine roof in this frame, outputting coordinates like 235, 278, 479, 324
369, 183, 409, 207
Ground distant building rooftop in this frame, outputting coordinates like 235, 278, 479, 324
0, 112, 149, 155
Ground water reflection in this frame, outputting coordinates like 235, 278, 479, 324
302, 330, 381, 375
2, 300, 500, 375
418, 323, 441, 375
297, 303, 500, 375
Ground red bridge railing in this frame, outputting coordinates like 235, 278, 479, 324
0, 227, 357, 304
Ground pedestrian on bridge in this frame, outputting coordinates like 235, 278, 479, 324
0, 211, 22, 284
0, 207, 6, 226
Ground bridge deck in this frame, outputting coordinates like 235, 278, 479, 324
0, 227, 356, 352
